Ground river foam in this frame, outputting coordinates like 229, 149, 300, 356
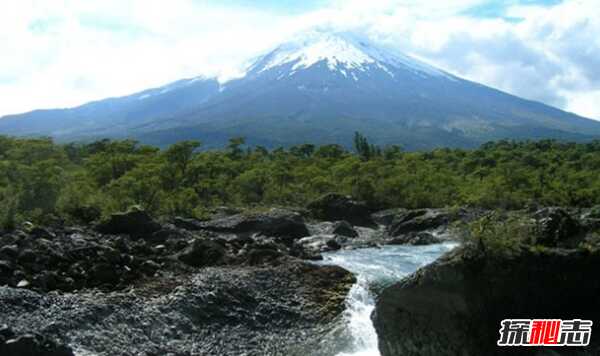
319, 243, 458, 356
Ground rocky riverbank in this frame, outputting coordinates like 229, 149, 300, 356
0, 192, 473, 355
373, 207, 600, 356
5, 192, 599, 355
0, 201, 364, 355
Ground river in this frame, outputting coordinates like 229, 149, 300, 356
317, 242, 459, 356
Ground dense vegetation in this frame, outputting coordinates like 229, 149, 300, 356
2, 133, 600, 229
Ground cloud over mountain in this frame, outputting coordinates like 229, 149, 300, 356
0, 0, 599, 120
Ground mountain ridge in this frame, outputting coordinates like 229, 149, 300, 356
1, 29, 600, 149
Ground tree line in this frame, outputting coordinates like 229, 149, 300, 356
2, 133, 600, 229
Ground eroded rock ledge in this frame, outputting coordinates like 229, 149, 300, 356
373, 207, 600, 356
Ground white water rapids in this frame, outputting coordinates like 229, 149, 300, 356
317, 242, 458, 356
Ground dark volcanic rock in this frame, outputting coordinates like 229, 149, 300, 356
0, 325, 16, 340
96, 207, 161, 236
0, 224, 184, 292
89, 263, 119, 285
200, 208, 309, 241
293, 234, 341, 260
172, 216, 204, 231
387, 209, 449, 236
307, 193, 374, 227
329, 221, 359, 238
0, 260, 354, 356
244, 247, 285, 265
30, 227, 56, 239
373, 244, 600, 356
371, 208, 408, 226
533, 207, 582, 247
177, 238, 226, 267
0, 245, 19, 260
0, 329, 74, 356
388, 232, 442, 245
0, 260, 13, 279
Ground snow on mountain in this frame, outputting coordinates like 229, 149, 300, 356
1, 28, 600, 150
247, 30, 450, 80
136, 75, 215, 101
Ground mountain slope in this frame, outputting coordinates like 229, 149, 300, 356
0, 77, 220, 138
1, 30, 599, 149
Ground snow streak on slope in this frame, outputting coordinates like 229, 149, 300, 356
136, 76, 213, 100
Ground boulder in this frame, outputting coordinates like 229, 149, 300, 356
29, 227, 55, 240
373, 245, 600, 356
0, 245, 19, 260
371, 208, 408, 226
148, 227, 186, 244
329, 221, 358, 238
296, 234, 341, 251
173, 217, 204, 231
17, 250, 37, 264
140, 260, 161, 275
0, 260, 13, 284
177, 239, 226, 267
533, 207, 582, 247
306, 194, 374, 227
387, 232, 442, 245
244, 248, 285, 265
387, 209, 449, 237
0, 325, 15, 342
0, 332, 74, 356
16, 280, 30, 288
96, 207, 161, 236
33, 271, 58, 291
293, 234, 341, 260
89, 263, 119, 285
200, 208, 309, 241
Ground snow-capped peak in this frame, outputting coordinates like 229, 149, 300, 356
248, 30, 448, 78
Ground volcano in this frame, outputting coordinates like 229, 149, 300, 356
1, 29, 599, 149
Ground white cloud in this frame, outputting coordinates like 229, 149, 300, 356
367, 0, 600, 119
0, 0, 599, 121
0, 0, 294, 115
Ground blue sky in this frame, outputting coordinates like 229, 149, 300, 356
1, 0, 599, 120
202, 0, 562, 15
210, 0, 330, 13
464, 0, 563, 18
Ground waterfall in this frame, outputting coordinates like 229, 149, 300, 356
337, 276, 379, 356
318, 242, 458, 356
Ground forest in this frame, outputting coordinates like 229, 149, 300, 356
2, 133, 600, 229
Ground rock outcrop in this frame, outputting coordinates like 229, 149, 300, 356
307, 194, 375, 227
329, 221, 359, 238
374, 224, 600, 356
199, 208, 310, 242
387, 209, 450, 236
371, 208, 408, 226
532, 207, 583, 246
0, 207, 314, 293
177, 238, 227, 267
387, 231, 443, 245
0, 205, 357, 355
293, 234, 342, 260
0, 326, 74, 356
0, 259, 354, 355
96, 207, 161, 236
